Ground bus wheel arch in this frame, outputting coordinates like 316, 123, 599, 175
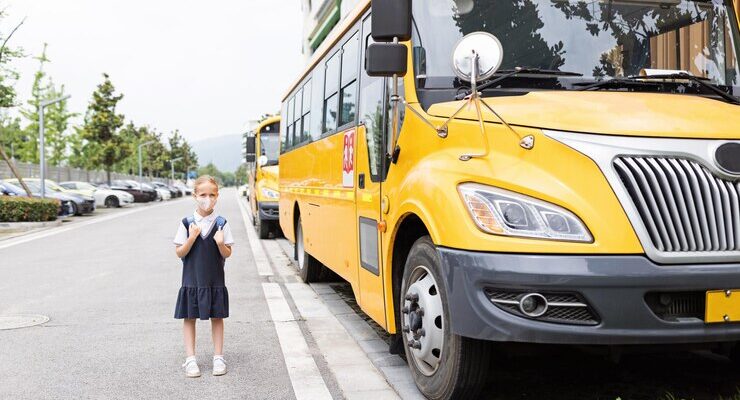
292, 201, 301, 259
391, 215, 491, 399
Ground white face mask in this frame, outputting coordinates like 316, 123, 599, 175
196, 197, 215, 211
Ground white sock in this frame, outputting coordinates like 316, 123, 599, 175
186, 356, 196, 362
214, 354, 224, 359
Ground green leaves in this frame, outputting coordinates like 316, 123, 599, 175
0, 196, 59, 222
78, 73, 126, 182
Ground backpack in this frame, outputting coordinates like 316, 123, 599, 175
182, 216, 226, 232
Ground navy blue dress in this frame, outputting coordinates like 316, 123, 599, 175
174, 217, 229, 320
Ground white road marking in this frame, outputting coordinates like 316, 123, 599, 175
236, 190, 331, 399
285, 283, 401, 399
261, 283, 333, 400
0, 199, 184, 251
235, 192, 273, 276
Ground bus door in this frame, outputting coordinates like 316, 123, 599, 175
354, 14, 389, 328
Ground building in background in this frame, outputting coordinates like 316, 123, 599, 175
301, 0, 361, 60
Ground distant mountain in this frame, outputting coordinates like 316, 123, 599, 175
191, 134, 244, 173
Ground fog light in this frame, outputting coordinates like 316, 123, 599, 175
518, 293, 548, 317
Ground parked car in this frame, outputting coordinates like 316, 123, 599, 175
124, 180, 159, 202
146, 183, 170, 201
59, 181, 134, 208
151, 181, 180, 198
0, 181, 75, 217
174, 183, 192, 196
110, 180, 156, 202
4, 178, 95, 216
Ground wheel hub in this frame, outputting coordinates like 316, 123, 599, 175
402, 265, 445, 376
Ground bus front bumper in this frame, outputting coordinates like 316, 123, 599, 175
436, 248, 740, 345
258, 202, 279, 221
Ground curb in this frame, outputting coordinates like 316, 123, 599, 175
0, 220, 62, 233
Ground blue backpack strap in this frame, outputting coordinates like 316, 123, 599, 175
215, 216, 226, 230
182, 216, 195, 229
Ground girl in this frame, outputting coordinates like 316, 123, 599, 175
173, 175, 234, 378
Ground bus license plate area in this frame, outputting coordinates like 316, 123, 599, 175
705, 290, 740, 323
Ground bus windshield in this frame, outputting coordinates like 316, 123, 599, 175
260, 132, 280, 166
412, 0, 740, 92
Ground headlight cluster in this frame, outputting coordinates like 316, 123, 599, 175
261, 188, 279, 199
458, 183, 592, 242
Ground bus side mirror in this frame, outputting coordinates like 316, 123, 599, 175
366, 43, 408, 77
371, 0, 412, 42
246, 136, 256, 162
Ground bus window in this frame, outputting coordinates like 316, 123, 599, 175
301, 80, 312, 142
293, 87, 303, 146
359, 17, 385, 182
339, 32, 359, 127
310, 68, 324, 141
286, 96, 294, 149
323, 51, 340, 133
279, 102, 287, 153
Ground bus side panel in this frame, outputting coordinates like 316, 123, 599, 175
310, 129, 359, 287
278, 132, 360, 290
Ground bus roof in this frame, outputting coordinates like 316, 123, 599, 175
252, 115, 281, 135
281, 0, 371, 102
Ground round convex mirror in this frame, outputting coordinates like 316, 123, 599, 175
451, 32, 504, 82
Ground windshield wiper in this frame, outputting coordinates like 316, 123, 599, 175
576, 73, 740, 104
456, 67, 583, 99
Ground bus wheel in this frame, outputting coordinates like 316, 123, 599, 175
400, 236, 490, 400
296, 217, 322, 283
255, 211, 270, 239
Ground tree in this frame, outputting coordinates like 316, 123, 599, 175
19, 44, 76, 165
44, 83, 76, 165
168, 130, 192, 179
67, 125, 97, 169
0, 14, 32, 197
79, 73, 126, 184
234, 163, 247, 186
139, 127, 168, 178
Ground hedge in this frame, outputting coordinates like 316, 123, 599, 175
0, 196, 59, 222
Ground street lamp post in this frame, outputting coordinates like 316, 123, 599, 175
138, 140, 155, 184
40, 95, 71, 198
169, 157, 183, 184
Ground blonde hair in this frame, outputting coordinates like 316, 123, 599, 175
193, 175, 219, 194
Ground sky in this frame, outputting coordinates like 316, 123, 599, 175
3, 0, 305, 143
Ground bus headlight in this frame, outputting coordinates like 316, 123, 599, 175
458, 183, 592, 242
261, 188, 279, 199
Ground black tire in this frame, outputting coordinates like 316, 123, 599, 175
295, 217, 322, 283
255, 210, 270, 240
104, 196, 120, 208
729, 343, 740, 365
70, 202, 80, 216
400, 236, 491, 400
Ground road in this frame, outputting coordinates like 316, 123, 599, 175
2, 188, 740, 400
0, 189, 403, 400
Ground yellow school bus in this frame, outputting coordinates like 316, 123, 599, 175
279, 0, 740, 398
246, 115, 281, 239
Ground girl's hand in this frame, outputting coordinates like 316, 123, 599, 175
214, 226, 225, 246
188, 223, 202, 239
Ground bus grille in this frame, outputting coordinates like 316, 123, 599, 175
613, 156, 740, 253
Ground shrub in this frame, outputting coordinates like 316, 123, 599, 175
0, 196, 59, 222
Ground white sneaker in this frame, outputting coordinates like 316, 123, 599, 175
183, 356, 201, 378
213, 355, 227, 376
